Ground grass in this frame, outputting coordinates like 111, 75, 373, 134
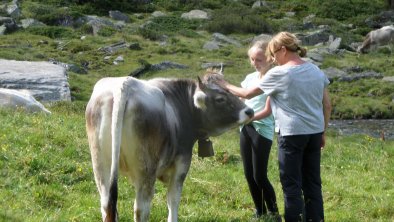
0, 104, 393, 221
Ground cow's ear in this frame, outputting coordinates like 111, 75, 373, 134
194, 77, 207, 110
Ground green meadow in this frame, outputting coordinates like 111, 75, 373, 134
1, 104, 393, 221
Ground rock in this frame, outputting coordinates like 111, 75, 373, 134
152, 11, 167, 17
203, 41, 221, 51
0, 16, 17, 34
297, 29, 331, 46
151, 61, 188, 71
249, 33, 272, 43
48, 59, 87, 74
113, 55, 124, 65
82, 15, 117, 36
285, 12, 296, 17
21, 18, 46, 29
322, 67, 347, 82
129, 61, 188, 78
181, 10, 209, 20
98, 41, 129, 54
365, 10, 394, 28
329, 37, 342, 52
0, 88, 51, 114
307, 52, 324, 63
252, 1, 269, 8
0, 59, 71, 102
201, 62, 224, 70
212, 33, 242, 47
337, 71, 384, 82
0, 25, 5, 35
382, 76, 394, 82
109, 10, 130, 22
6, 2, 20, 19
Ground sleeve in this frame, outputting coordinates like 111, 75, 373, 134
240, 78, 247, 88
258, 68, 289, 96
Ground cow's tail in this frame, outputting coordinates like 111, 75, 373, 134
106, 78, 129, 222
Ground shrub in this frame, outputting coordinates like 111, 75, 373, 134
152, 16, 202, 32
24, 26, 77, 39
22, 2, 82, 26
137, 23, 163, 41
313, 0, 384, 21
137, 16, 202, 40
205, 6, 272, 34
97, 26, 117, 37
65, 41, 93, 53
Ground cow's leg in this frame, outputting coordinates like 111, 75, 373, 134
87, 105, 115, 221
133, 175, 156, 222
91, 134, 111, 221
91, 133, 116, 221
167, 156, 192, 222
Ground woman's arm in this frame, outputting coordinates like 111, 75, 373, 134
322, 89, 332, 131
321, 88, 332, 148
217, 79, 263, 99
251, 96, 272, 121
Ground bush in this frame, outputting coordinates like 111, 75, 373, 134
205, 6, 272, 34
137, 23, 163, 41
313, 0, 384, 21
97, 26, 117, 37
137, 16, 202, 40
30, 0, 156, 14
64, 41, 93, 53
22, 2, 82, 26
24, 26, 77, 39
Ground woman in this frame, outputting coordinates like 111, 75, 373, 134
222, 32, 332, 221
238, 40, 280, 219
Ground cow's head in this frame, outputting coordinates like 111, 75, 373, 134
193, 71, 254, 136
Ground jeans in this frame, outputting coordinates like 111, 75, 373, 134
277, 133, 324, 222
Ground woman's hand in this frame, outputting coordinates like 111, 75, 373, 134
321, 133, 326, 149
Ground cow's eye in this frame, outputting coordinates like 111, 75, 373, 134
215, 96, 225, 104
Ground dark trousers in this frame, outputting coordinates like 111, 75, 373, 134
277, 133, 324, 222
240, 125, 278, 215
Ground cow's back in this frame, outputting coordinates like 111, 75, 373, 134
119, 77, 178, 177
86, 77, 178, 181
371, 26, 394, 44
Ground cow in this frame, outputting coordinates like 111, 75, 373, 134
357, 25, 394, 53
0, 88, 51, 114
85, 73, 254, 222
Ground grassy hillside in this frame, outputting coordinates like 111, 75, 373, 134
0, 0, 393, 118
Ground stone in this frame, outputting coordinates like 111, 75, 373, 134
0, 59, 71, 102
0, 88, 51, 114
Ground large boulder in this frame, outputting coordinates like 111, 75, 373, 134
181, 10, 209, 20
0, 59, 71, 102
0, 88, 51, 114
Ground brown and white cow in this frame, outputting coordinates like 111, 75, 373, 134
85, 73, 253, 222
357, 25, 394, 53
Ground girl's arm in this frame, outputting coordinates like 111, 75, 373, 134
251, 96, 272, 121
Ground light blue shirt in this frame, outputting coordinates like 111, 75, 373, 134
241, 71, 275, 140
258, 62, 330, 136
